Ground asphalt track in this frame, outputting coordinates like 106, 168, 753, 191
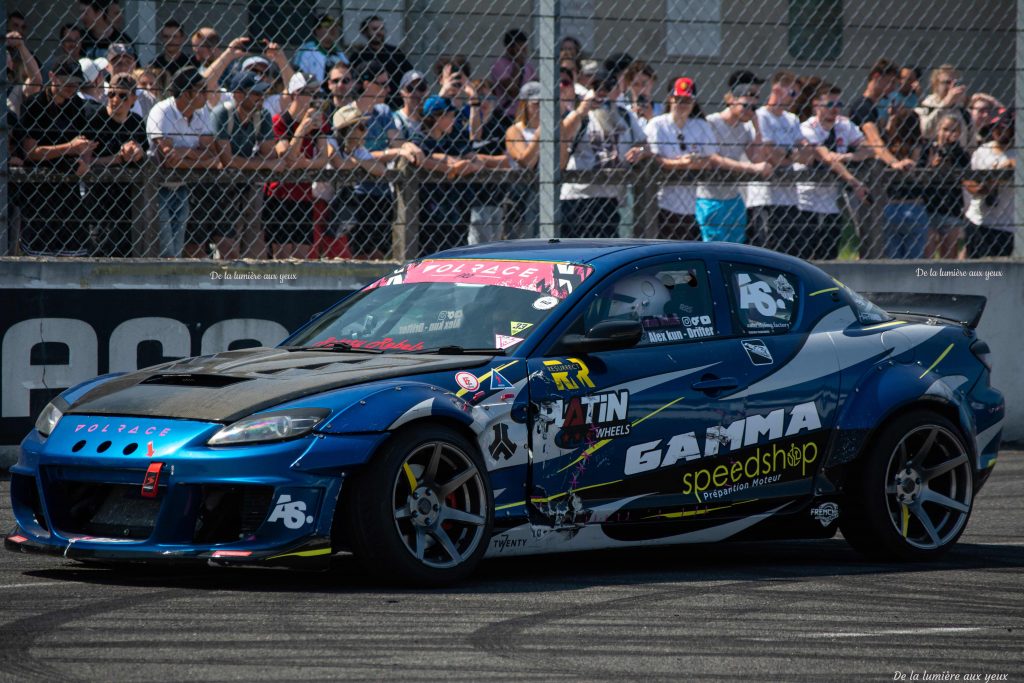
1, 453, 1021, 682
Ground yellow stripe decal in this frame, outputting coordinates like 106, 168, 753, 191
901, 505, 910, 538
402, 463, 418, 491
557, 395, 687, 473
642, 504, 733, 520
530, 479, 623, 504
918, 343, 955, 379
495, 501, 526, 511
862, 320, 908, 331
455, 360, 520, 397
810, 287, 839, 297
268, 547, 333, 560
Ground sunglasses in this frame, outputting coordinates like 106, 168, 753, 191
818, 100, 843, 109
329, 77, 352, 84
675, 96, 694, 104
108, 91, 131, 100
676, 133, 686, 146
406, 82, 428, 93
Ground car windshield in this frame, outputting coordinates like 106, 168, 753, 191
286, 258, 594, 352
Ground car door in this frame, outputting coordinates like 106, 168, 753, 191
716, 259, 841, 509
525, 257, 753, 529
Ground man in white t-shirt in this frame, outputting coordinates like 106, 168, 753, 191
964, 107, 1017, 256
146, 66, 220, 257
796, 83, 872, 260
700, 70, 770, 243
747, 70, 814, 251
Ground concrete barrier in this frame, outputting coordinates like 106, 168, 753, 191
1, 257, 1020, 470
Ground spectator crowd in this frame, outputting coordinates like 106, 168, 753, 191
4, 3, 1018, 259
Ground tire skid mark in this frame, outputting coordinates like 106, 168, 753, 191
0, 589, 180, 683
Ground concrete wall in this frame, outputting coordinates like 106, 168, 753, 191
822, 260, 1023, 445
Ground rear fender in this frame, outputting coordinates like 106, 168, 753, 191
825, 362, 978, 472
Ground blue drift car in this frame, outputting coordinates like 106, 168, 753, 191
7, 240, 1004, 584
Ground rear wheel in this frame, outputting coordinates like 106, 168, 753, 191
345, 425, 492, 585
841, 411, 974, 561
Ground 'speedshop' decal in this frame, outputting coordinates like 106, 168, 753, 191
368, 259, 592, 299
455, 371, 480, 391
532, 296, 559, 310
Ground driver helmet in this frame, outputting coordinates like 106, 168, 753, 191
607, 275, 672, 320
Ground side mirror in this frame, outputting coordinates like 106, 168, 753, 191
559, 319, 643, 354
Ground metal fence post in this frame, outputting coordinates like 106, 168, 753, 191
132, 170, 161, 257
393, 171, 420, 260
1, 2, 9, 256
536, 0, 559, 239
633, 162, 660, 238
1015, 0, 1024, 256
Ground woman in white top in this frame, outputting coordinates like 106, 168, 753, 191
644, 77, 771, 241
505, 81, 542, 238
963, 107, 1017, 257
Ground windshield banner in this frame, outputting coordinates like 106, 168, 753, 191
369, 260, 593, 299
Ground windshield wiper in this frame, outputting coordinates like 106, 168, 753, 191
283, 343, 384, 354
415, 345, 506, 355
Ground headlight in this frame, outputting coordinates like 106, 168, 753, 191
207, 409, 330, 446
35, 402, 64, 438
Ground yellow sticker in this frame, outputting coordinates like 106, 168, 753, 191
511, 321, 533, 335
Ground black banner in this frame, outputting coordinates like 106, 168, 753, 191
0, 288, 350, 446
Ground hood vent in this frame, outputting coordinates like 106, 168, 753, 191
140, 373, 250, 388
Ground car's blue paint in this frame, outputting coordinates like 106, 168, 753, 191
6, 240, 1004, 565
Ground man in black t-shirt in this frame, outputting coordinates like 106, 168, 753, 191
151, 19, 193, 73
15, 59, 98, 255
87, 73, 147, 256
79, 1, 135, 60
847, 58, 915, 171
350, 15, 413, 110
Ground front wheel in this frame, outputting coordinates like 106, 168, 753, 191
345, 425, 493, 585
840, 411, 974, 561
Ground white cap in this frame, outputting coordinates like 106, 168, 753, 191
241, 56, 271, 71
79, 58, 109, 84
287, 71, 321, 94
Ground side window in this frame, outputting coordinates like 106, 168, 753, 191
723, 262, 800, 335
576, 261, 719, 347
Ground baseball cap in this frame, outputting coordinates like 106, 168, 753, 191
172, 65, 206, 94
399, 70, 425, 91
288, 71, 321, 94
241, 56, 271, 71
591, 68, 618, 92
988, 107, 1014, 128
519, 81, 542, 101
579, 60, 599, 77
359, 60, 388, 83
332, 103, 363, 130
106, 43, 135, 60
729, 70, 761, 97
422, 95, 458, 117
50, 58, 84, 82
673, 77, 696, 97
79, 58, 107, 84
229, 69, 271, 95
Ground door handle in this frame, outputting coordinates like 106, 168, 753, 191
691, 377, 739, 392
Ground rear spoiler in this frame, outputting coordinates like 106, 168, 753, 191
863, 292, 987, 329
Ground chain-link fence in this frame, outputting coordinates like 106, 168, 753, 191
1, 0, 1020, 260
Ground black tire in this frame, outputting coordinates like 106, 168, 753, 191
840, 410, 974, 561
343, 424, 493, 585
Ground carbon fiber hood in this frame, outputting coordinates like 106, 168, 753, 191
65, 347, 491, 422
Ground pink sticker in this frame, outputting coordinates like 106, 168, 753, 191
494, 335, 524, 350
455, 371, 480, 391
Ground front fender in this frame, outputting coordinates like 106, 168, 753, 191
314, 381, 476, 435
